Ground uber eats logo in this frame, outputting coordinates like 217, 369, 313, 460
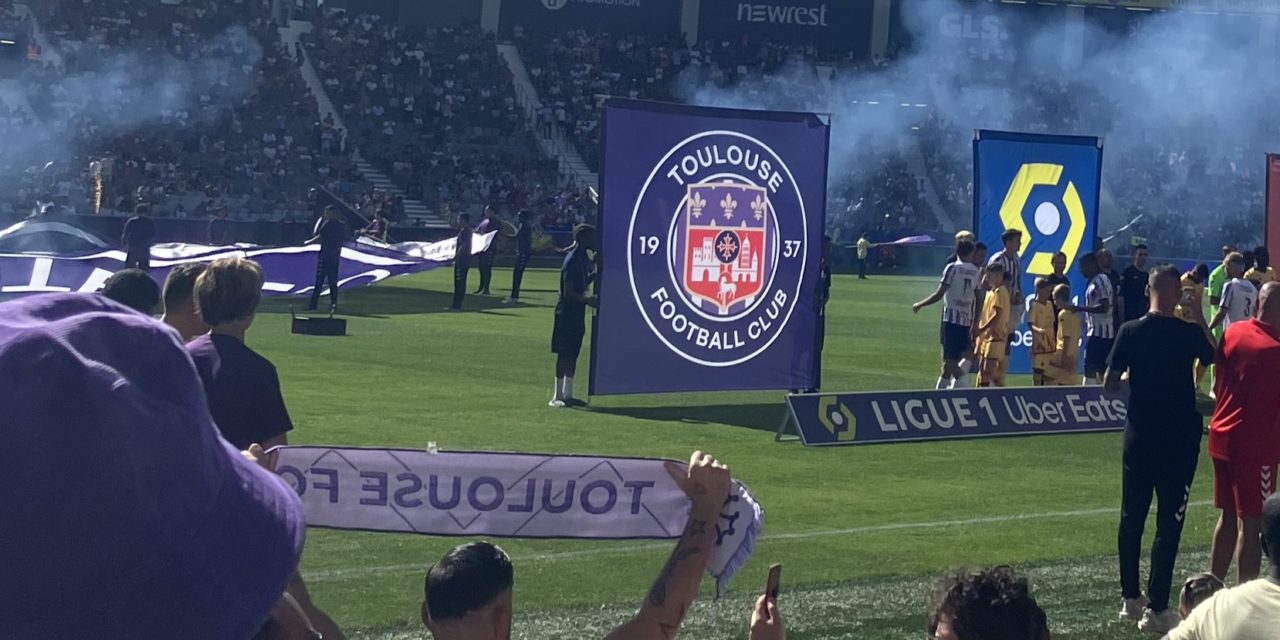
998, 163, 1085, 275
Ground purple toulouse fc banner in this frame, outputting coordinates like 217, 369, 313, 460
591, 99, 830, 395
274, 446, 763, 595
0, 233, 493, 297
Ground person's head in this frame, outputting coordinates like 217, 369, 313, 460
574, 223, 596, 252
100, 269, 160, 315
1178, 572, 1225, 619
928, 566, 1049, 640
955, 240, 976, 261
1000, 229, 1022, 254
1097, 248, 1114, 271
422, 542, 514, 640
1191, 263, 1210, 284
216, 206, 228, 219
162, 263, 210, 341
323, 205, 339, 220
0, 294, 304, 639
459, 212, 471, 228
955, 230, 976, 246
135, 202, 151, 217
1225, 252, 1245, 279
195, 258, 264, 334
1243, 250, 1257, 271
1264, 494, 1280, 573
1132, 244, 1149, 270
1079, 252, 1100, 279
483, 205, 495, 219
1052, 284, 1071, 309
517, 209, 531, 223
1148, 264, 1182, 315
1051, 252, 1066, 276
822, 234, 832, 258
1034, 278, 1052, 302
1258, 282, 1280, 327
1223, 244, 1238, 258
983, 263, 1005, 291
1254, 246, 1270, 271
972, 242, 988, 266
860, 231, 869, 240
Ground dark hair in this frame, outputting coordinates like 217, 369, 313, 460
956, 240, 976, 259
134, 203, 151, 215
1000, 229, 1022, 245
163, 263, 208, 309
928, 566, 1048, 640
574, 224, 596, 243
1264, 494, 1280, 563
1133, 244, 1148, 252
1193, 263, 1211, 282
100, 269, 160, 314
1079, 252, 1099, 271
1054, 251, 1067, 260
985, 263, 1006, 276
517, 209, 531, 221
425, 542, 514, 622
1243, 251, 1256, 270
1255, 246, 1270, 271
1179, 572, 1224, 614
975, 242, 988, 253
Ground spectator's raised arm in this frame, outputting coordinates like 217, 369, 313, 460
605, 451, 731, 640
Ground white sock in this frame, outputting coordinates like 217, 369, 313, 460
552, 377, 563, 401
564, 376, 575, 399
951, 375, 969, 389
935, 376, 949, 390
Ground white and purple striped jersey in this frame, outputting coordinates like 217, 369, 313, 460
1221, 277, 1258, 331
1086, 273, 1115, 338
941, 259, 982, 327
989, 251, 1022, 301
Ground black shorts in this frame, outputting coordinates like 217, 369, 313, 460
1084, 336, 1114, 375
940, 321, 971, 360
551, 313, 586, 356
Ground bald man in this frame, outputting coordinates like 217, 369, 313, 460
1207, 282, 1280, 584
1106, 265, 1217, 634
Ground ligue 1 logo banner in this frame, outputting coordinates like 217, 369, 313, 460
974, 130, 1103, 375
590, 99, 830, 395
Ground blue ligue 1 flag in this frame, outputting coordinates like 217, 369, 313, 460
590, 100, 830, 395
973, 130, 1103, 375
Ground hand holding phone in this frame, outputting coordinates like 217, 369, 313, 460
764, 563, 782, 600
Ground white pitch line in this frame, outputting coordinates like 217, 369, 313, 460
303, 500, 1213, 582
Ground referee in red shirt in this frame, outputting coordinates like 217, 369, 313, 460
1208, 281, 1280, 584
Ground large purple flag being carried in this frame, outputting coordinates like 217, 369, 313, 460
591, 100, 830, 395
0, 233, 494, 296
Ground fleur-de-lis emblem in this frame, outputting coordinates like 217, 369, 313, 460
720, 192, 738, 219
750, 194, 766, 221
689, 191, 707, 218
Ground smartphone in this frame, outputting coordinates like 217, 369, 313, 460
764, 563, 782, 600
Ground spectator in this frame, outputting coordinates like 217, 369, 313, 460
99, 268, 161, 315
305, 205, 346, 311
0, 293, 304, 640
927, 566, 1050, 640
209, 207, 231, 245
422, 451, 731, 640
162, 262, 211, 341
1163, 495, 1280, 639
186, 257, 294, 450
1207, 282, 1280, 583
1177, 573, 1224, 619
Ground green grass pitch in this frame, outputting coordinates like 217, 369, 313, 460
248, 268, 1221, 639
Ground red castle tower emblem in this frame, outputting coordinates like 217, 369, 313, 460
681, 182, 770, 315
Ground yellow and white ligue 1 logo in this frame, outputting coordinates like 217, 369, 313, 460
998, 163, 1086, 275
817, 396, 855, 442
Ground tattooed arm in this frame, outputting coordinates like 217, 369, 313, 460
605, 451, 732, 640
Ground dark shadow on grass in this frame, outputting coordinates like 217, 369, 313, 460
257, 285, 543, 318
589, 402, 787, 433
